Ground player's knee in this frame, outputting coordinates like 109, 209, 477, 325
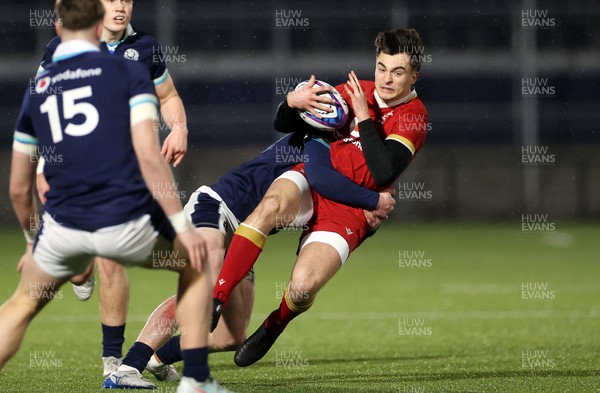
257, 194, 283, 220
287, 278, 317, 306
12, 292, 44, 317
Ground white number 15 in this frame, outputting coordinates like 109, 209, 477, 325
40, 86, 99, 143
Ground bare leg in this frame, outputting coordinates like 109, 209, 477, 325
0, 252, 70, 369
195, 227, 254, 351
234, 242, 343, 367
141, 227, 255, 353
244, 178, 303, 233
287, 242, 342, 306
212, 278, 254, 351
171, 236, 211, 351
124, 225, 255, 364
97, 257, 129, 327
136, 295, 177, 350
212, 178, 302, 318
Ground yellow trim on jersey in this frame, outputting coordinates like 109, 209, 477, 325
386, 134, 416, 155
236, 223, 267, 249
284, 288, 314, 313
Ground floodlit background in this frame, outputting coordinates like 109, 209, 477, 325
0, 0, 598, 223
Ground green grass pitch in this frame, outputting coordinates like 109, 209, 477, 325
0, 222, 598, 392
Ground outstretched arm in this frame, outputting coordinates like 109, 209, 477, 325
304, 137, 378, 209
303, 137, 395, 218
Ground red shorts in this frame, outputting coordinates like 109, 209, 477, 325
290, 164, 369, 263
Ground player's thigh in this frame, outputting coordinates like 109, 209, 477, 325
290, 241, 342, 295
16, 251, 69, 313
250, 171, 312, 228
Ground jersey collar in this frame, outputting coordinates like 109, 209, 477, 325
101, 24, 136, 46
52, 39, 101, 63
374, 88, 418, 108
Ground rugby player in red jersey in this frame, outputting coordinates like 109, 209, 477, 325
211, 28, 429, 366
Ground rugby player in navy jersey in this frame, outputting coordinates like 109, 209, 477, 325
0, 1, 234, 392
102, 83, 395, 388
30, 0, 189, 378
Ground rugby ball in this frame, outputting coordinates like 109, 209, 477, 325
295, 80, 349, 132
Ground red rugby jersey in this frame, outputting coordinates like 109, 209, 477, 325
331, 80, 428, 190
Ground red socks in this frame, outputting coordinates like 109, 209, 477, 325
213, 223, 266, 306
265, 289, 313, 335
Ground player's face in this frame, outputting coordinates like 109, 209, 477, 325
102, 0, 133, 35
374, 52, 419, 103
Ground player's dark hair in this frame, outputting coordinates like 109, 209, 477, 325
56, 0, 104, 31
374, 28, 423, 72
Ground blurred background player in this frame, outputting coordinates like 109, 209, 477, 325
31, 0, 189, 378
210, 28, 428, 367
0, 1, 235, 392
103, 86, 395, 387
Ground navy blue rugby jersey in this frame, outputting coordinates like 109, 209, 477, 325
14, 40, 159, 231
39, 25, 168, 86
210, 132, 306, 222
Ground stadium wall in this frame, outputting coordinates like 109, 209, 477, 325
0, 145, 597, 230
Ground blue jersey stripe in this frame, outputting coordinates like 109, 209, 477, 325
153, 69, 169, 86
14, 131, 38, 145
130, 93, 159, 108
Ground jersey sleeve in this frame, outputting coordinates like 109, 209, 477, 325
149, 38, 168, 86
126, 61, 159, 126
13, 89, 38, 156
387, 107, 428, 156
273, 99, 320, 135
37, 37, 61, 74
